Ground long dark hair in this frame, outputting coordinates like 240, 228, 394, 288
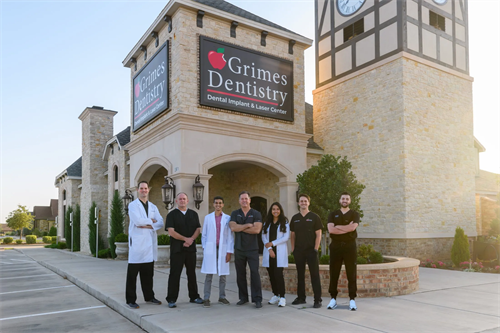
263, 202, 287, 234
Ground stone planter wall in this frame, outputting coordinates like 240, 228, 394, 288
259, 256, 420, 298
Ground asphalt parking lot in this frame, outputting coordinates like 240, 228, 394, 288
0, 249, 144, 333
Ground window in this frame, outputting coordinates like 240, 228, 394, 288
429, 11, 445, 31
63, 190, 66, 200
343, 18, 364, 43
114, 166, 119, 182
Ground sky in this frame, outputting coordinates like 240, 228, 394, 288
1, 0, 499, 224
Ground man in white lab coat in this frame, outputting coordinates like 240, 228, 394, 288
200, 196, 234, 307
125, 181, 164, 309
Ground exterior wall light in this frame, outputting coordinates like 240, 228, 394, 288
162, 176, 176, 210
193, 175, 205, 209
122, 189, 134, 215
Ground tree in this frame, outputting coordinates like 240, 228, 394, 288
451, 226, 470, 267
296, 155, 366, 227
88, 202, 105, 255
73, 204, 81, 251
6, 205, 34, 239
109, 191, 125, 258
64, 206, 73, 245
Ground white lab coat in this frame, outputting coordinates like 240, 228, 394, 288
127, 199, 164, 264
201, 212, 234, 275
262, 221, 290, 268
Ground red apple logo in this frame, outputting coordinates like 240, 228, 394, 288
208, 48, 226, 69
134, 83, 141, 98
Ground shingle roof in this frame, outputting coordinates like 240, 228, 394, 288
116, 126, 131, 146
33, 206, 55, 221
192, 0, 304, 37
50, 199, 58, 217
66, 157, 82, 178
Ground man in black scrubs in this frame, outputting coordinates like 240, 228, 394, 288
290, 194, 323, 308
327, 192, 359, 311
229, 191, 263, 308
165, 193, 203, 308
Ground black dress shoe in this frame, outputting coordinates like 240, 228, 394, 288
255, 301, 262, 308
313, 300, 322, 308
236, 299, 248, 305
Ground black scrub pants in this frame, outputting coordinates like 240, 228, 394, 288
329, 240, 357, 299
294, 248, 322, 302
126, 261, 155, 304
267, 254, 285, 297
234, 249, 262, 302
167, 251, 200, 302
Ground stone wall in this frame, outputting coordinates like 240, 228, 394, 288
260, 256, 420, 298
107, 141, 130, 239
79, 108, 116, 254
148, 167, 169, 236
208, 164, 280, 217
313, 56, 476, 255
57, 178, 81, 240
477, 196, 500, 236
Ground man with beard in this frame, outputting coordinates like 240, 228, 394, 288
326, 192, 360, 311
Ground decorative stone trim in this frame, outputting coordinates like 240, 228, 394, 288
260, 256, 420, 298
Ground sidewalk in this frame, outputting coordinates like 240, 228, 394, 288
17, 248, 500, 332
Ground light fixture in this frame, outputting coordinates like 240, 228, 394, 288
122, 189, 134, 214
193, 175, 205, 209
162, 176, 176, 210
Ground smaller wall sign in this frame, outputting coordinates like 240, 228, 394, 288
133, 42, 169, 131
200, 36, 294, 122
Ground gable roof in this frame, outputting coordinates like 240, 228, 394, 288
33, 206, 55, 221
116, 126, 131, 146
66, 157, 82, 178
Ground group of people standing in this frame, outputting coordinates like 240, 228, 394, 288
124, 181, 360, 312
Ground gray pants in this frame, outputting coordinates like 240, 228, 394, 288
203, 248, 226, 300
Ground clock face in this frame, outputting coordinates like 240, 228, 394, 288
337, 0, 366, 16
433, 0, 447, 4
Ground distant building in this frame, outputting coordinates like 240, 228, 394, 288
32, 199, 58, 232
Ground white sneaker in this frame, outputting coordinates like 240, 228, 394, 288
349, 299, 357, 311
268, 295, 280, 305
327, 298, 337, 309
278, 297, 286, 307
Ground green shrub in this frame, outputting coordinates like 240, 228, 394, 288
52, 236, 58, 242
44, 243, 58, 248
158, 234, 170, 245
32, 228, 42, 237
319, 254, 330, 264
22, 227, 32, 236
195, 234, 202, 244
58, 242, 67, 249
451, 227, 470, 266
357, 256, 368, 264
489, 219, 500, 237
98, 248, 111, 258
26, 235, 37, 244
115, 233, 128, 242
88, 202, 105, 255
15, 239, 23, 244
48, 226, 57, 236
72, 204, 81, 252
3, 237, 13, 244
42, 236, 53, 244
369, 251, 384, 263
357, 244, 384, 264
109, 191, 125, 259
288, 254, 295, 264
65, 206, 73, 246
42, 231, 48, 237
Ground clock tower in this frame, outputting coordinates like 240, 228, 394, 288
313, 0, 475, 259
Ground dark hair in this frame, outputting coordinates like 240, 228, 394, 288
263, 202, 287, 234
340, 192, 351, 198
213, 196, 224, 203
298, 193, 310, 202
239, 191, 251, 198
138, 180, 149, 188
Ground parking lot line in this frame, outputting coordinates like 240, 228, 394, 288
0, 274, 55, 280
0, 305, 107, 321
0, 267, 41, 272
0, 285, 75, 295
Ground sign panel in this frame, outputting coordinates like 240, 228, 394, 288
199, 36, 294, 122
133, 42, 169, 131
